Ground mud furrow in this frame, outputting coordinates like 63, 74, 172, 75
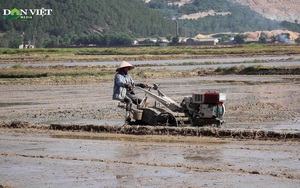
1, 153, 299, 180
1, 121, 299, 141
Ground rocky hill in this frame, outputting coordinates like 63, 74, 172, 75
145, 0, 300, 37
232, 0, 300, 23
166, 0, 300, 23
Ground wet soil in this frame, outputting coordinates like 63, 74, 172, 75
1, 129, 299, 188
0, 75, 299, 128
0, 74, 300, 187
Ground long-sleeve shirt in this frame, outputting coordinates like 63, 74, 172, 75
112, 71, 139, 101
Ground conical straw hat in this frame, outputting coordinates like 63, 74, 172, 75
116, 61, 134, 71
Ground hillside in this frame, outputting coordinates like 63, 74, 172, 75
144, 0, 300, 36
0, 0, 175, 47
0, 0, 300, 48
232, 0, 300, 23
153, 0, 300, 23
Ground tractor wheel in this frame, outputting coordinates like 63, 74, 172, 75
155, 112, 178, 126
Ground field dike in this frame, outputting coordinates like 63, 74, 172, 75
1, 121, 299, 141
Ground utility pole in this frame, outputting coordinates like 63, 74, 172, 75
176, 19, 178, 36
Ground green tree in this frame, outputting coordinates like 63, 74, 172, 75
234, 34, 245, 44
295, 37, 300, 44
259, 32, 268, 44
0, 31, 23, 48
219, 35, 230, 43
170, 35, 179, 45
166, 34, 172, 42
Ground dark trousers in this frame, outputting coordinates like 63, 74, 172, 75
124, 93, 142, 111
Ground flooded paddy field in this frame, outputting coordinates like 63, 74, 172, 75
0, 74, 300, 187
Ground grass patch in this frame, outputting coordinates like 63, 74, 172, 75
0, 72, 48, 78
1, 64, 299, 80
12, 64, 24, 69
1, 44, 300, 57
52, 71, 112, 77
214, 65, 300, 75
0, 65, 115, 79
0, 62, 299, 85
243, 65, 263, 72
0, 45, 300, 64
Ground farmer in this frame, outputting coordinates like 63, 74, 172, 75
112, 61, 148, 122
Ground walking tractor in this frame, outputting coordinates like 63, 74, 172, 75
119, 84, 226, 127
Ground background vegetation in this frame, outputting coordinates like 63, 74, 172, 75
1, 44, 300, 65
0, 0, 300, 48
0, 0, 175, 48
146, 0, 300, 36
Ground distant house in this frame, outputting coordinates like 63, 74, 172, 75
186, 38, 195, 45
19, 44, 34, 49
220, 36, 235, 45
221, 40, 235, 45
133, 38, 157, 45
186, 38, 219, 46
158, 42, 169, 46
133, 37, 169, 46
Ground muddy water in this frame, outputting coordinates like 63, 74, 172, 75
1, 130, 299, 188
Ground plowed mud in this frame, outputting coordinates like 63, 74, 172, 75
1, 121, 299, 141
